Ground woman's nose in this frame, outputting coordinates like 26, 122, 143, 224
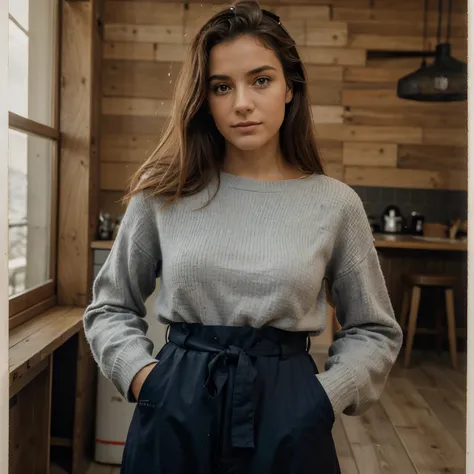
234, 87, 254, 114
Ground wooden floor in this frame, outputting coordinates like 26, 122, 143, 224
82, 350, 467, 474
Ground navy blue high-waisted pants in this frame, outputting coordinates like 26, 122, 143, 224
120, 322, 340, 474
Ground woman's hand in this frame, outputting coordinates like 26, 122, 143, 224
131, 362, 158, 401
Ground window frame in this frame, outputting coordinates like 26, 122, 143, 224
8, 0, 61, 329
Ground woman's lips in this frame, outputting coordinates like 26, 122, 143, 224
232, 122, 262, 132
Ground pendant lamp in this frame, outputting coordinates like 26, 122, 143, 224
397, 0, 467, 102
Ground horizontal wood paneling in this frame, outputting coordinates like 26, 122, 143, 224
343, 142, 397, 167
422, 128, 468, 147
319, 140, 343, 163
312, 105, 344, 124
103, 41, 155, 61
104, 24, 185, 43
104, 1, 185, 24
102, 114, 168, 134
274, 5, 330, 20
102, 60, 182, 98
299, 46, 366, 66
308, 84, 341, 105
101, 162, 140, 191
345, 167, 467, 191
315, 124, 423, 144
99, 0, 467, 205
102, 97, 172, 116
347, 19, 466, 38
343, 66, 414, 84
348, 34, 423, 51
101, 133, 159, 162
342, 89, 467, 110
306, 21, 348, 47
305, 65, 344, 82
324, 163, 344, 181
398, 145, 467, 171
343, 106, 467, 128
333, 8, 466, 24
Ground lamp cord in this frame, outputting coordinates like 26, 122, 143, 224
436, 0, 443, 45
446, 0, 452, 43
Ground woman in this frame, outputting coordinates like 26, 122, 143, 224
83, 2, 403, 473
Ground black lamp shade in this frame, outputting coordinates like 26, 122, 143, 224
397, 43, 467, 102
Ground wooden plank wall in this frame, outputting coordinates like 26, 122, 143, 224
99, 0, 467, 215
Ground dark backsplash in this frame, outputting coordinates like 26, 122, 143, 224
351, 186, 468, 225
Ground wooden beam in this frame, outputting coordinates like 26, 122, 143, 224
58, 0, 102, 306
58, 6, 103, 472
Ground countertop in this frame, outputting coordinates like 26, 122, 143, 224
92, 234, 467, 252
373, 233, 467, 252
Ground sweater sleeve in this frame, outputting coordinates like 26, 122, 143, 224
317, 189, 403, 418
83, 191, 162, 402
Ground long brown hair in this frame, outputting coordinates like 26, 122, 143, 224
124, 0, 325, 206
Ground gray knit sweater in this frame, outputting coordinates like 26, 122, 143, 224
83, 171, 403, 419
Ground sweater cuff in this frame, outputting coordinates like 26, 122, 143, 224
111, 338, 158, 402
316, 363, 357, 418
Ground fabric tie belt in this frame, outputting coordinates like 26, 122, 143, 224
167, 323, 310, 450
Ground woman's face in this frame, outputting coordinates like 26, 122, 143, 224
207, 35, 292, 152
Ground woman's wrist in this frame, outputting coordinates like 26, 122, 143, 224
131, 362, 158, 400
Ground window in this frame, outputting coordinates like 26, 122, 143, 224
8, 0, 59, 326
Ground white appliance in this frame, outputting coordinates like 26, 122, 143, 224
94, 278, 167, 464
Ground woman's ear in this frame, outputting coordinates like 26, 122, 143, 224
285, 84, 293, 104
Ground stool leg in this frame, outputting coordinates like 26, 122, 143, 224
444, 288, 458, 369
435, 293, 444, 355
404, 285, 421, 368
400, 287, 411, 332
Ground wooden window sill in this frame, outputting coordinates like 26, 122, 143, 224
9, 305, 84, 396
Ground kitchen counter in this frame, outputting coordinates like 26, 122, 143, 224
92, 234, 467, 252
91, 240, 114, 250
373, 233, 467, 252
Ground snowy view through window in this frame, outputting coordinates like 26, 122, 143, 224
8, 130, 28, 295
8, 1, 29, 296
8, 0, 55, 297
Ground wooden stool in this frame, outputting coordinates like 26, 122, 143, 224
400, 274, 458, 369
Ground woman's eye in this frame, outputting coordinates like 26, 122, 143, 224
213, 84, 230, 94
255, 77, 271, 87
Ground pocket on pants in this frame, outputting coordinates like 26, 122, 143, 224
313, 374, 335, 426
287, 355, 340, 473
137, 344, 174, 408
